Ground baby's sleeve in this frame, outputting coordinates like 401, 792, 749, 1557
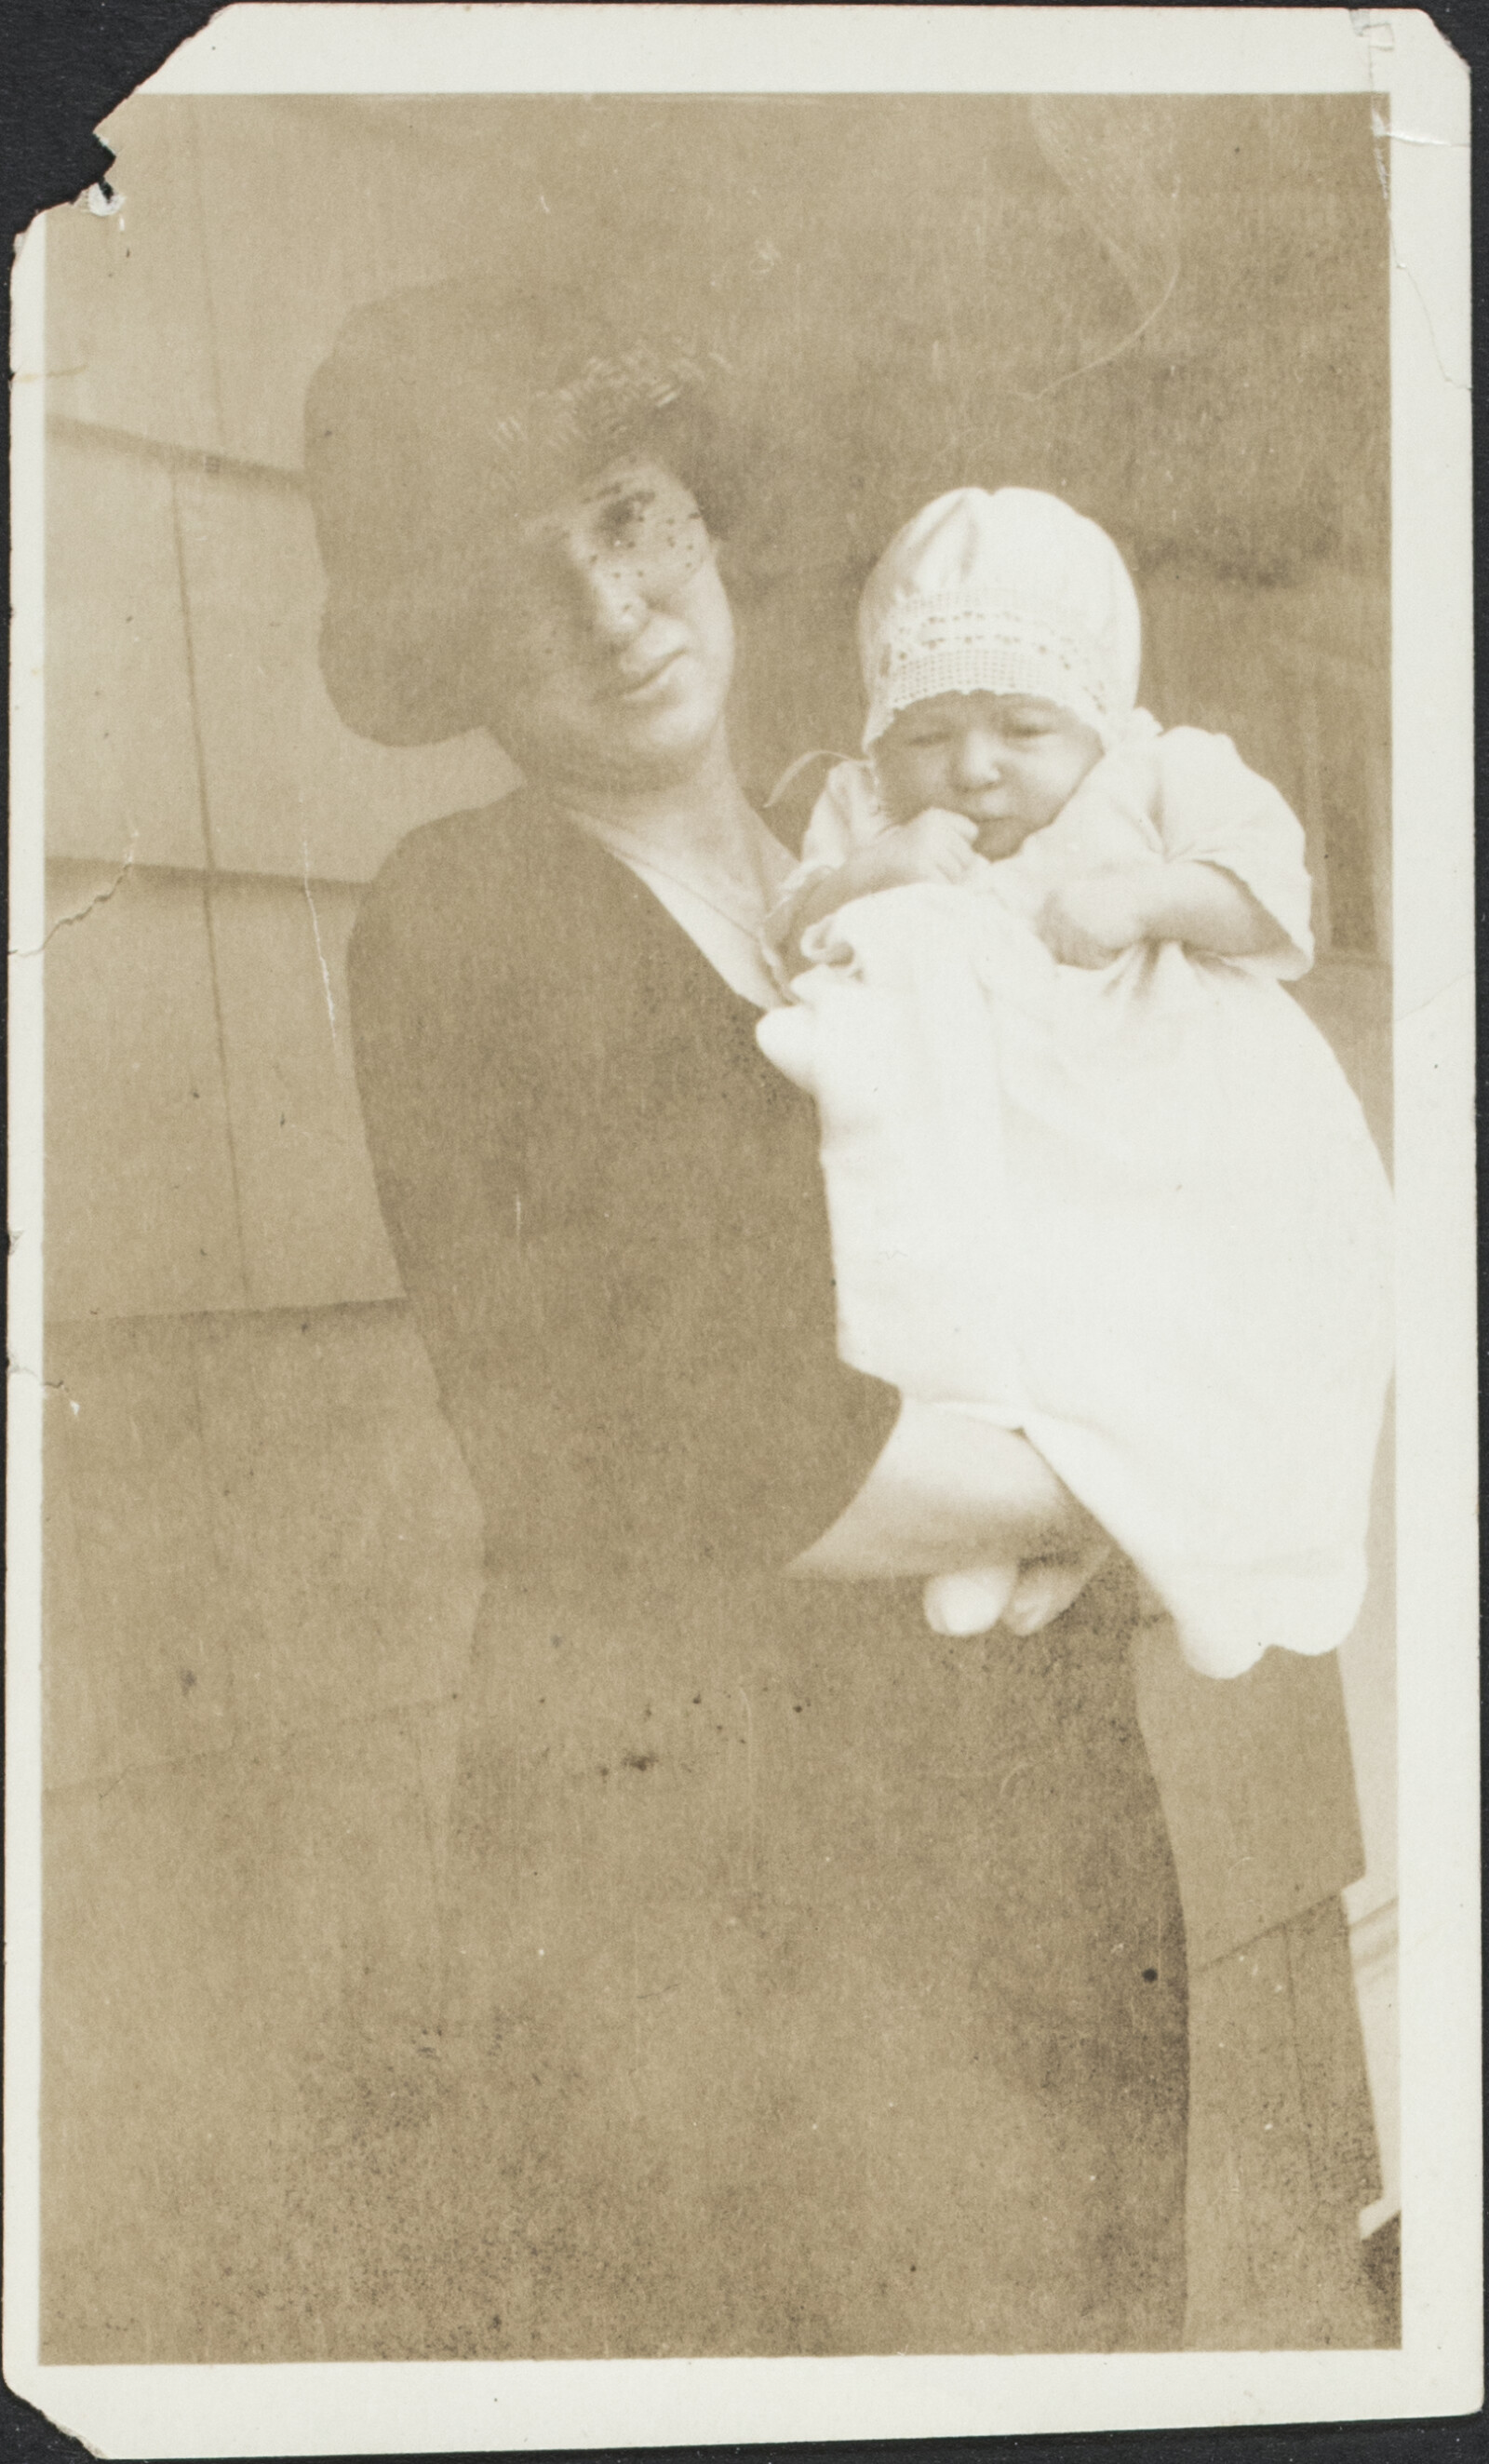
762, 760, 893, 979
798, 759, 892, 867
1148, 727, 1315, 978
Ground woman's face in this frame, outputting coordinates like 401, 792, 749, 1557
482, 458, 735, 792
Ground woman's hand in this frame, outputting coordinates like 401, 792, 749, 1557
790, 1398, 1108, 1604
1000, 1542, 1114, 1636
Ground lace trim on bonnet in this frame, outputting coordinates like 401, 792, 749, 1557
865, 588, 1123, 747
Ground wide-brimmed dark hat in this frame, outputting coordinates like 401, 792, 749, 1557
304, 278, 735, 746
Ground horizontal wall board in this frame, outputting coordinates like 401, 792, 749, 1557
46, 429, 208, 871
45, 865, 247, 1322
187, 97, 460, 473
43, 1315, 237, 1792
172, 466, 514, 883
46, 104, 222, 458
208, 873, 402, 1310
1143, 572, 1390, 961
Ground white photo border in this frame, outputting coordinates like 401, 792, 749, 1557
6, 7, 1478, 2452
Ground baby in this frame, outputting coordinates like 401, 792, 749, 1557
758, 488, 1392, 1676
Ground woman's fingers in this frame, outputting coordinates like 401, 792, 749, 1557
754, 1002, 819, 1093
1000, 1540, 1110, 1636
923, 1561, 1019, 1636
791, 1406, 1094, 1582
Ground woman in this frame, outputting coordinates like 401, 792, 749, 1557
309, 281, 1187, 2358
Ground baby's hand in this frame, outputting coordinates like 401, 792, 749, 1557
1039, 867, 1154, 969
869, 807, 980, 890
779, 809, 980, 962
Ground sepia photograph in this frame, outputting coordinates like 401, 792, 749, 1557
5, 6, 1478, 2454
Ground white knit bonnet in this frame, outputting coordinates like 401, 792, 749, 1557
858, 486, 1143, 752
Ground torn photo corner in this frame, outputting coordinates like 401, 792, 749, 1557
6, 6, 1478, 2456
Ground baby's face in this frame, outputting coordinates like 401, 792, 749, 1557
873, 692, 1105, 859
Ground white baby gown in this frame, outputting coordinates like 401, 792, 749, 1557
757, 725, 1394, 1679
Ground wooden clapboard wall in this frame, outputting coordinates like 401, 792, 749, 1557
41, 94, 1397, 2359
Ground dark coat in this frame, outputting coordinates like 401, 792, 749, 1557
347, 789, 1188, 2357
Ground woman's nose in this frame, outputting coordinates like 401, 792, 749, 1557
570, 551, 649, 649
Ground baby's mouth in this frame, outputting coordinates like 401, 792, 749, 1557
974, 814, 1032, 855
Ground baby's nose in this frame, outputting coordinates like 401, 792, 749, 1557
952, 732, 1003, 788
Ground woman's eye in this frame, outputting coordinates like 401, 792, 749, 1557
600, 494, 654, 548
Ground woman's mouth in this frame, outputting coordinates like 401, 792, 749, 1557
611, 648, 686, 701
